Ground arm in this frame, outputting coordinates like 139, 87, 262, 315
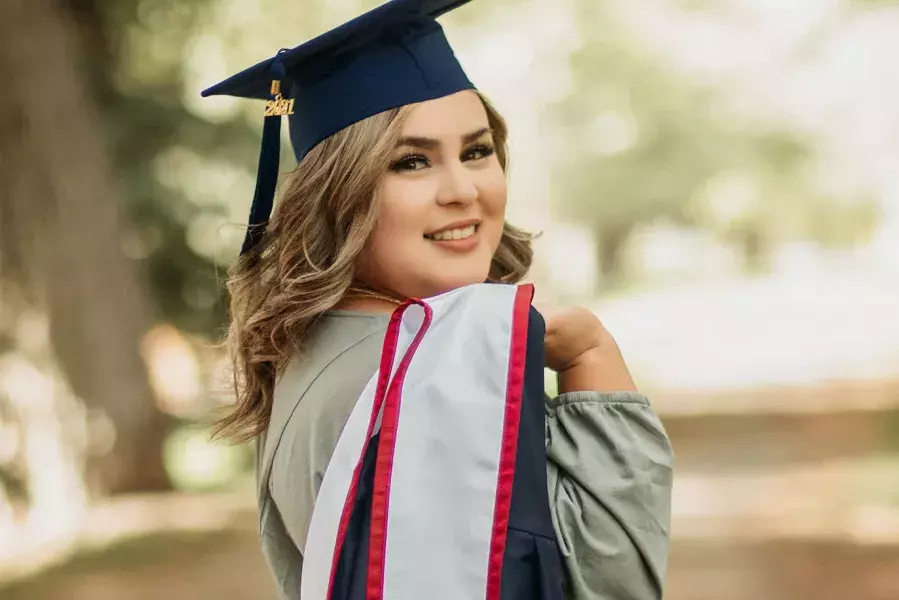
556, 339, 637, 395
540, 306, 674, 599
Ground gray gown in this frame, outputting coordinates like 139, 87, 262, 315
255, 310, 674, 600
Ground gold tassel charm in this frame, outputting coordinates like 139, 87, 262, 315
264, 79, 295, 117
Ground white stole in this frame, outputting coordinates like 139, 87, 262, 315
301, 282, 534, 600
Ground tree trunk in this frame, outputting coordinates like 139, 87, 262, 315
0, 0, 171, 494
596, 224, 631, 288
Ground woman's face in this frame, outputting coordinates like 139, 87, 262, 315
360, 90, 507, 299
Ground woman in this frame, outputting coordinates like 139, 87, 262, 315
204, 1, 673, 599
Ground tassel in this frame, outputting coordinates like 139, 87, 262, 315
241, 52, 291, 255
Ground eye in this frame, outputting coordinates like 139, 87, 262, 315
390, 154, 430, 172
464, 144, 495, 161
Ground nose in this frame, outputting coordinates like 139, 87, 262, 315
435, 161, 478, 206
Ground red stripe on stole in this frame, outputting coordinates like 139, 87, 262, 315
365, 300, 433, 600
485, 283, 534, 600
325, 300, 424, 600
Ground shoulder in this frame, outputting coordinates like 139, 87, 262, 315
259, 312, 389, 552
265, 311, 389, 471
274, 313, 388, 417
286, 312, 388, 428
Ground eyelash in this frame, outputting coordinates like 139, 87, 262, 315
389, 143, 496, 172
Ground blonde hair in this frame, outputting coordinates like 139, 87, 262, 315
213, 93, 533, 443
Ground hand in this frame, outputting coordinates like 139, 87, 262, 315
536, 304, 609, 371
536, 303, 637, 393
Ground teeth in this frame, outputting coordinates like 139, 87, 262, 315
429, 225, 476, 241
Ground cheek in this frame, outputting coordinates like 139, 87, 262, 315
479, 170, 508, 244
485, 178, 507, 216
373, 180, 428, 240
366, 181, 428, 266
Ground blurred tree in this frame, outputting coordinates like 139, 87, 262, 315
548, 0, 879, 286
0, 0, 171, 494
69, 0, 246, 337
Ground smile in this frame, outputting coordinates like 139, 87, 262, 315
424, 224, 478, 241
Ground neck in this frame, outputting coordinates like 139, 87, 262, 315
334, 282, 406, 314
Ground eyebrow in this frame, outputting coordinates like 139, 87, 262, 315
396, 127, 493, 150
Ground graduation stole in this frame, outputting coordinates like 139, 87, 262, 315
301, 283, 534, 600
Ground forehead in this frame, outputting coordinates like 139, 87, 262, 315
400, 90, 489, 137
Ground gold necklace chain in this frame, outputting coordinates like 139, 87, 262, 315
346, 285, 405, 306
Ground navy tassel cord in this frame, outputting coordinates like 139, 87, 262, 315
241, 53, 287, 255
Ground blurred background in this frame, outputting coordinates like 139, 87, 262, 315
1, 0, 898, 598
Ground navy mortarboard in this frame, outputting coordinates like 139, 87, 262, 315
202, 0, 476, 255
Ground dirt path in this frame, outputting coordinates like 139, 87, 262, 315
0, 527, 276, 600
5, 526, 899, 600
3, 492, 899, 600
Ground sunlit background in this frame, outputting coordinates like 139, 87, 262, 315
1, 0, 898, 598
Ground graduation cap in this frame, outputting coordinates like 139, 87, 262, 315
202, 0, 477, 255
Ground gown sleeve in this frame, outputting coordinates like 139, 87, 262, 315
545, 391, 674, 600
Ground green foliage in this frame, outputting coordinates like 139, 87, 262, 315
547, 1, 879, 286
164, 422, 254, 492
110, 92, 262, 334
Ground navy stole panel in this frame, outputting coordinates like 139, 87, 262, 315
499, 307, 564, 599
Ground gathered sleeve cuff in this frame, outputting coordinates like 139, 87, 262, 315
545, 391, 675, 599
